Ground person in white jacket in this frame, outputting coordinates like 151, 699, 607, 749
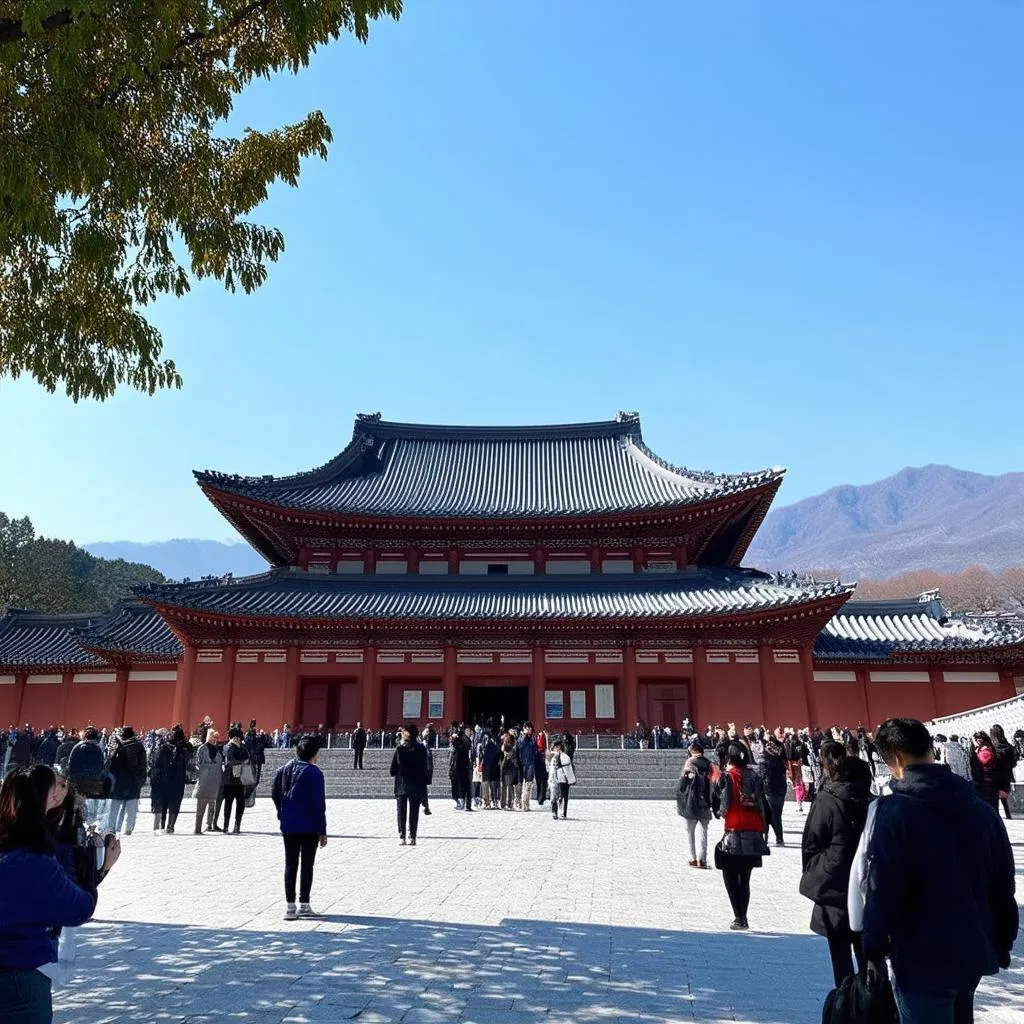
548, 741, 574, 820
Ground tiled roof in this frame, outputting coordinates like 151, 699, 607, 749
195, 413, 784, 520
138, 568, 849, 623
0, 610, 107, 669
815, 595, 1024, 660
77, 602, 182, 660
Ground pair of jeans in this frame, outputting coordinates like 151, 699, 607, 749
84, 798, 107, 826
501, 775, 516, 808
685, 816, 710, 863
283, 832, 319, 903
552, 781, 569, 817
892, 978, 979, 1024
396, 795, 421, 839
0, 967, 53, 1024
764, 792, 785, 844
520, 780, 534, 810
720, 860, 753, 921
106, 798, 138, 834
222, 787, 245, 831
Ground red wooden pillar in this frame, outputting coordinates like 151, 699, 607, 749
756, 643, 772, 727
623, 645, 639, 730
999, 667, 1016, 700
57, 671, 73, 727
632, 546, 646, 572
530, 647, 545, 728
282, 645, 299, 728
928, 665, 944, 720
443, 646, 458, 725
408, 547, 421, 574
691, 647, 704, 730
361, 646, 379, 728
363, 547, 376, 574
856, 667, 872, 731
673, 543, 687, 571
800, 645, 816, 730
111, 666, 129, 727
223, 647, 239, 724
447, 548, 460, 574
329, 549, 340, 573
13, 672, 27, 724
533, 547, 545, 573
298, 547, 310, 570
171, 643, 197, 728
589, 546, 602, 574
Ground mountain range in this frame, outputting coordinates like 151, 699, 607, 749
84, 465, 1024, 582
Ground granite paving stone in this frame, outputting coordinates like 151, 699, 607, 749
52, 798, 1024, 1024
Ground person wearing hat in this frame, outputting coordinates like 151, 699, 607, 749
678, 740, 714, 868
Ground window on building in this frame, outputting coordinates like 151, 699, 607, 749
402, 690, 422, 718
544, 690, 564, 719
428, 690, 444, 719
570, 690, 587, 719
594, 684, 615, 719
486, 563, 509, 575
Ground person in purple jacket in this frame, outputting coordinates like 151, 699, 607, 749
271, 735, 328, 922
0, 764, 119, 1023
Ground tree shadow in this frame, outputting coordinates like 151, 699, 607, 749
53, 914, 1024, 1024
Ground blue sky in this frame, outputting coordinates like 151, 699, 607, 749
2, 3, 1022, 543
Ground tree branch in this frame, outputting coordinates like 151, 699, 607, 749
0, 9, 73, 46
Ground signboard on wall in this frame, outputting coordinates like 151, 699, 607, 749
570, 690, 586, 719
594, 684, 615, 719
428, 690, 444, 718
544, 690, 564, 719
402, 690, 423, 718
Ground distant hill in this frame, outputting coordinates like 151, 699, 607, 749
748, 465, 1024, 579
84, 539, 268, 582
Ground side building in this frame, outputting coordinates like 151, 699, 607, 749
2, 414, 1021, 732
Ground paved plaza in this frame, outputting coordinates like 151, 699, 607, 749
54, 799, 1023, 1024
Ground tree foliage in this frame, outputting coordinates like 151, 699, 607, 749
0, 0, 402, 400
851, 564, 1024, 615
0, 512, 165, 612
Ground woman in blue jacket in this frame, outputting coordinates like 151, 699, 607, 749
0, 764, 116, 1023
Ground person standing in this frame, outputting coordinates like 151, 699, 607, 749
272, 735, 328, 920
549, 740, 574, 820
500, 732, 518, 810
480, 731, 500, 809
970, 731, 1001, 814
534, 729, 548, 807
712, 744, 768, 930
105, 727, 147, 836
151, 725, 191, 834
67, 727, 110, 825
352, 722, 367, 771
758, 728, 788, 847
417, 727, 434, 815
516, 723, 538, 811
678, 740, 713, 869
243, 720, 267, 787
193, 730, 224, 833
799, 741, 872, 986
0, 764, 115, 1024
457, 726, 474, 812
938, 734, 972, 782
990, 723, 1017, 821
221, 728, 252, 834
861, 718, 1017, 1023
390, 724, 429, 846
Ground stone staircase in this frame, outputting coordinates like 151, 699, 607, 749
258, 747, 687, 800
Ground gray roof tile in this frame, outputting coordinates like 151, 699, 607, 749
138, 568, 848, 623
0, 610, 107, 669
77, 602, 182, 659
196, 414, 784, 519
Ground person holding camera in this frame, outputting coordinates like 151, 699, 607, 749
0, 764, 120, 1023
222, 727, 253, 834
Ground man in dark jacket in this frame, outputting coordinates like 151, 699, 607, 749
244, 720, 267, 785
106, 727, 148, 834
11, 726, 33, 768
516, 724, 538, 811
863, 718, 1017, 1023
69, 727, 111, 822
759, 729, 789, 846
352, 722, 367, 770
55, 730, 78, 772
36, 728, 59, 766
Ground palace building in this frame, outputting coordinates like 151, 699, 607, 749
2, 413, 1022, 733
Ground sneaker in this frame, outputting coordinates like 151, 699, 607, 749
298, 904, 322, 918
729, 919, 745, 931
284, 904, 298, 921
423, 808, 432, 816
688, 860, 698, 868
400, 837, 407, 845
409, 838, 416, 846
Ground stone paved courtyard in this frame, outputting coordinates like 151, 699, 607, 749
54, 799, 1023, 1024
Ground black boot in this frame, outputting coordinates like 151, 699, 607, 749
167, 812, 177, 834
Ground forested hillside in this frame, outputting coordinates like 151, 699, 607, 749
0, 513, 165, 613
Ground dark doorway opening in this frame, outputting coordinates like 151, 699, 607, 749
464, 685, 530, 729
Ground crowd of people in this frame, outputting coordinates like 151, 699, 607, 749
0, 709, 1020, 1023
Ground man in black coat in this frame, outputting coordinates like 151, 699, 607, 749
244, 720, 267, 785
106, 726, 148, 834
759, 728, 789, 847
863, 718, 1017, 1023
352, 722, 367, 770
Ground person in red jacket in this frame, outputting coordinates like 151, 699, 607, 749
712, 743, 770, 930
970, 731, 1001, 813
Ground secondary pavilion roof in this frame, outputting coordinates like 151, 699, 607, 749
136, 567, 853, 645
195, 413, 785, 566
814, 593, 1024, 663
0, 610, 108, 670
76, 602, 183, 662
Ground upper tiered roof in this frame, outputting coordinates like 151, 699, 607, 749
814, 593, 1024, 662
196, 413, 785, 565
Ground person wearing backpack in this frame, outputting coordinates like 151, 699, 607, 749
712, 743, 769, 930
989, 723, 1016, 821
799, 740, 873, 986
67, 728, 111, 824
678, 740, 713, 869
